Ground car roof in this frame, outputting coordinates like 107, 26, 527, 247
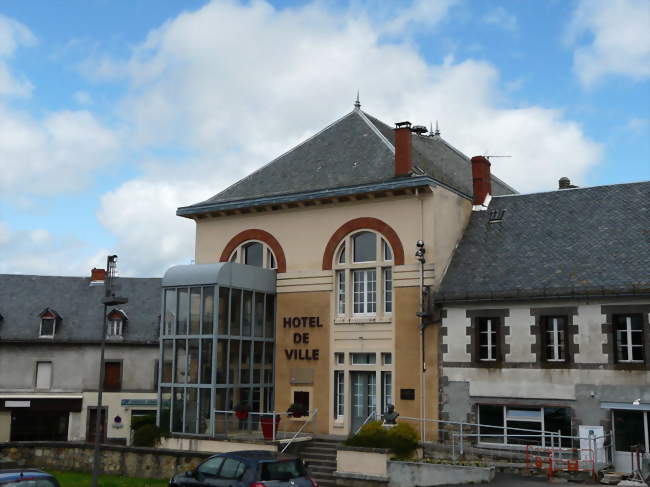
0, 469, 55, 480
209, 450, 298, 463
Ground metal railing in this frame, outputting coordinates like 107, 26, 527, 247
213, 409, 318, 444
280, 408, 319, 454
354, 411, 377, 435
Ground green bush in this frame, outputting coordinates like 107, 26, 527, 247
344, 421, 419, 459
130, 414, 167, 447
133, 423, 163, 447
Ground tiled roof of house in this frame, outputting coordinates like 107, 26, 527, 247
178, 108, 515, 216
0, 274, 161, 343
437, 181, 650, 301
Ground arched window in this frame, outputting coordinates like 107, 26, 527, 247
229, 241, 277, 269
333, 230, 393, 317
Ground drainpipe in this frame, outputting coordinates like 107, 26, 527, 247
415, 240, 426, 440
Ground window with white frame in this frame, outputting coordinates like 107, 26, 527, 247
350, 352, 376, 365
334, 371, 345, 418
229, 241, 277, 269
478, 317, 499, 361
39, 310, 58, 338
614, 314, 644, 363
542, 316, 566, 362
381, 371, 392, 413
335, 352, 345, 365
333, 231, 393, 319
381, 352, 392, 365
478, 404, 572, 447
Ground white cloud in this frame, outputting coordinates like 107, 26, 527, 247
81, 0, 602, 276
0, 14, 36, 97
0, 221, 103, 276
0, 105, 119, 194
627, 117, 648, 133
483, 6, 518, 32
74, 90, 93, 105
381, 0, 457, 35
567, 0, 650, 86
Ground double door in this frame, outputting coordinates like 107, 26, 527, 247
351, 371, 376, 433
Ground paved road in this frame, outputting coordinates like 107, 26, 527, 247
439, 472, 603, 486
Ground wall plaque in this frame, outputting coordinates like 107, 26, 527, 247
400, 389, 415, 400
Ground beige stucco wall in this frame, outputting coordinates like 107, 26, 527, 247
193, 186, 472, 435
160, 437, 277, 453
337, 449, 389, 477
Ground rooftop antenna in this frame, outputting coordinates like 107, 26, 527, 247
434, 120, 440, 136
354, 91, 361, 110
484, 155, 512, 160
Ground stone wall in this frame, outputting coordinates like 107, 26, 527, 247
0, 442, 212, 479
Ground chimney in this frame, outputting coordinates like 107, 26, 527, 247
558, 177, 578, 190
471, 156, 492, 207
90, 268, 106, 286
394, 121, 412, 176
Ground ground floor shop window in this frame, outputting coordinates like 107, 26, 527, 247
613, 410, 649, 452
478, 404, 572, 447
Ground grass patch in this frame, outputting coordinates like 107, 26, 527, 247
51, 470, 168, 487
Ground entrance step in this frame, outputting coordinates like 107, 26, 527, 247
288, 438, 341, 487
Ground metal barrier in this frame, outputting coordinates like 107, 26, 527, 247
213, 409, 318, 443
524, 445, 596, 480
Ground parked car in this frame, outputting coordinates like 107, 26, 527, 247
168, 450, 319, 487
0, 469, 61, 487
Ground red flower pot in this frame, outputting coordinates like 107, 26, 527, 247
260, 415, 281, 440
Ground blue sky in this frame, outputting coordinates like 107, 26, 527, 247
0, 0, 648, 277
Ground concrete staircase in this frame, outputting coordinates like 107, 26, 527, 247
290, 438, 340, 487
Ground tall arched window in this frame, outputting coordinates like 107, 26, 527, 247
229, 241, 277, 269
333, 230, 393, 318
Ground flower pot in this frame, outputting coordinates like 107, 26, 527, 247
260, 415, 281, 440
235, 410, 249, 420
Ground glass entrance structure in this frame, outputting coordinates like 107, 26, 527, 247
158, 263, 276, 436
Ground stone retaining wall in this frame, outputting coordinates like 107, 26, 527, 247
0, 442, 212, 479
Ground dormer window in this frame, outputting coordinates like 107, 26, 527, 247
38, 308, 60, 338
107, 309, 127, 338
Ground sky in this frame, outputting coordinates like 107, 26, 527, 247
0, 0, 648, 277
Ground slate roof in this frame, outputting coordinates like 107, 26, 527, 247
0, 274, 161, 343
178, 108, 515, 216
437, 181, 650, 301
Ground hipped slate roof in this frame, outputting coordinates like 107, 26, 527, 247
178, 108, 515, 216
0, 274, 161, 343
437, 181, 650, 302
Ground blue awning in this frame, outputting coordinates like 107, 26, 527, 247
600, 402, 650, 411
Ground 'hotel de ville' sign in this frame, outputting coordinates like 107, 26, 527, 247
283, 316, 322, 361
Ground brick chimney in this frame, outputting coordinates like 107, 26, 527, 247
471, 156, 492, 206
394, 121, 412, 176
90, 268, 106, 286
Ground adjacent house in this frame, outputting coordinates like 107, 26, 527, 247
0, 269, 160, 444
436, 177, 650, 472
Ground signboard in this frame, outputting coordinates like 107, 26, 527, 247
400, 389, 415, 400
120, 399, 157, 407
5, 401, 30, 408
283, 316, 322, 361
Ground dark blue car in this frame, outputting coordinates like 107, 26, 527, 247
0, 469, 61, 487
168, 450, 318, 487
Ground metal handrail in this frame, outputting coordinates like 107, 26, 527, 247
280, 408, 319, 454
354, 411, 376, 435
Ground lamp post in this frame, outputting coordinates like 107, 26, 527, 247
91, 255, 128, 487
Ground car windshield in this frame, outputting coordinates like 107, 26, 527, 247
2, 480, 58, 487
260, 459, 306, 481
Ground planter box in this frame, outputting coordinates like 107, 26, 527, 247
388, 460, 495, 487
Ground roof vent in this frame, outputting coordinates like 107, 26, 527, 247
488, 209, 506, 223
412, 125, 428, 135
558, 177, 578, 189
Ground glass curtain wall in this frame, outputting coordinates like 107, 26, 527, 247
159, 285, 275, 436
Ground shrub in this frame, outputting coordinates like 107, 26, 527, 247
131, 414, 167, 447
344, 420, 419, 460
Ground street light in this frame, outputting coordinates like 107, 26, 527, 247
91, 255, 128, 487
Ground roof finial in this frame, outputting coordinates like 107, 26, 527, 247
434, 120, 440, 136
354, 91, 361, 109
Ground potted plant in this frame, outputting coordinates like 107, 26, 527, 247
260, 414, 281, 440
234, 403, 250, 420
287, 402, 308, 418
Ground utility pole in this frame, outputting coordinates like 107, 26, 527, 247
91, 255, 128, 487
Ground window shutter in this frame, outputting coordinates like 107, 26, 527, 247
103, 362, 121, 391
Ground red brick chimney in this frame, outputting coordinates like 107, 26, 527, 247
394, 121, 412, 176
90, 268, 106, 283
471, 156, 492, 206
